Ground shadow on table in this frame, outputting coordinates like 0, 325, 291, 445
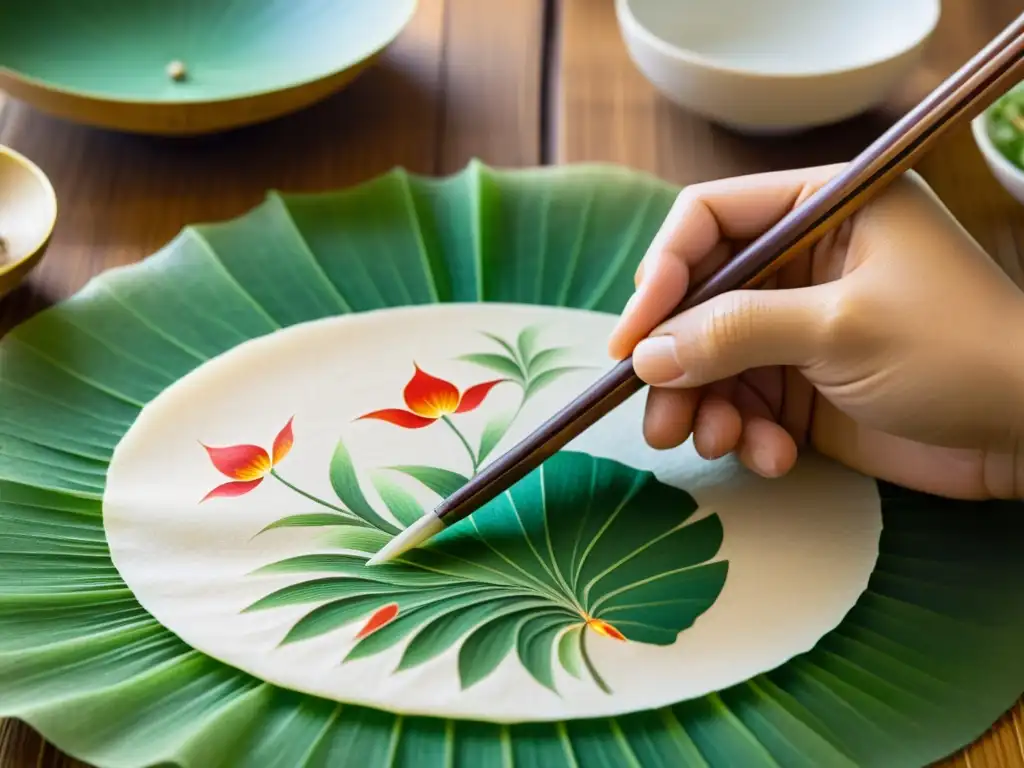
0, 279, 62, 338
707, 108, 906, 173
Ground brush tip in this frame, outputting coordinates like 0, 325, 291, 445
365, 513, 444, 566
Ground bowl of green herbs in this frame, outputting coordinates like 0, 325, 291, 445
972, 82, 1024, 206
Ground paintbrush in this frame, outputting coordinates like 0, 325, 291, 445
367, 11, 1024, 566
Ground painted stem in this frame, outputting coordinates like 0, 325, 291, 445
441, 416, 479, 474
270, 470, 355, 518
476, 401, 527, 467
579, 626, 612, 695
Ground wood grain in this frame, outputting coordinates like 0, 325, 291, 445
555, 1, 1024, 766
555, 0, 1024, 285
0, 0, 546, 334
435, 0, 546, 171
0, 1, 544, 765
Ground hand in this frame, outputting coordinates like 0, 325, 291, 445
609, 165, 1024, 500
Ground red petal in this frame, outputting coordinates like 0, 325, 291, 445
355, 603, 399, 639
454, 379, 506, 413
202, 443, 271, 480
356, 409, 436, 429
587, 618, 626, 641
272, 417, 294, 465
404, 365, 460, 418
201, 478, 264, 502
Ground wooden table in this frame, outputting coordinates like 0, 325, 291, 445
0, 1, 1022, 765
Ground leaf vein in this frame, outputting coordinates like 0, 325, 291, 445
267, 192, 353, 312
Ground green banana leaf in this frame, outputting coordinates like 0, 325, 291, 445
0, 160, 1021, 768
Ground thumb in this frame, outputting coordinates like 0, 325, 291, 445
631, 285, 834, 388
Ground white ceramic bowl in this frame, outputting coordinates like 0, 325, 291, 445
616, 0, 940, 134
971, 109, 1024, 206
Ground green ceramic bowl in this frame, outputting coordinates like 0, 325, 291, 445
0, 0, 417, 135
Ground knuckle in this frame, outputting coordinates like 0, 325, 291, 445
674, 184, 701, 206
671, 182, 710, 214
820, 290, 871, 351
695, 294, 758, 360
901, 168, 925, 187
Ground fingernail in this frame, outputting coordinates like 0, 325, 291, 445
632, 336, 683, 384
753, 446, 780, 477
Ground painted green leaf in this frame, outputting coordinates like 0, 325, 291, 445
329, 439, 400, 534
457, 353, 524, 383
251, 553, 369, 577
397, 598, 527, 673
525, 366, 594, 399
526, 346, 573, 377
386, 465, 470, 499
0, 161, 1021, 768
252, 554, 456, 589
254, 513, 355, 536
321, 526, 392, 554
258, 450, 726, 694
344, 586, 514, 664
458, 609, 535, 689
282, 593, 414, 645
477, 406, 519, 466
516, 325, 544, 368
516, 613, 571, 692
481, 332, 523, 366
557, 625, 585, 679
243, 578, 401, 613
370, 471, 426, 528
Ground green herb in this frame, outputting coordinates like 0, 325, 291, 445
986, 83, 1024, 170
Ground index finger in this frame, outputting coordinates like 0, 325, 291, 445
608, 163, 845, 360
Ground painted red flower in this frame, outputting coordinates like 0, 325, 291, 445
356, 603, 399, 639
585, 616, 626, 641
200, 418, 294, 502
357, 365, 505, 429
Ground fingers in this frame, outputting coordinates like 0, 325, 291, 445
732, 379, 797, 477
632, 284, 833, 389
616, 246, 691, 360
642, 378, 799, 478
643, 381, 742, 456
643, 387, 700, 450
609, 163, 845, 359
692, 391, 743, 460
737, 417, 798, 478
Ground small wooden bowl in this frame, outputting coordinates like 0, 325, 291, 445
0, 146, 57, 299
0, 0, 417, 136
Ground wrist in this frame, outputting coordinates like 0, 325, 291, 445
1012, 298, 1024, 445
1000, 295, 1024, 496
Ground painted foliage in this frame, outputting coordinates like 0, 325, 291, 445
199, 325, 729, 694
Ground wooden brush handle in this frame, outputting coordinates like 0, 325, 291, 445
432, 12, 1024, 527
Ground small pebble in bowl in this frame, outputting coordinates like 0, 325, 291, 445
166, 60, 188, 82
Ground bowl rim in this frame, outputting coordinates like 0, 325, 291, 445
970, 104, 1024, 186
615, 0, 941, 80
0, 144, 58, 274
0, 0, 417, 107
